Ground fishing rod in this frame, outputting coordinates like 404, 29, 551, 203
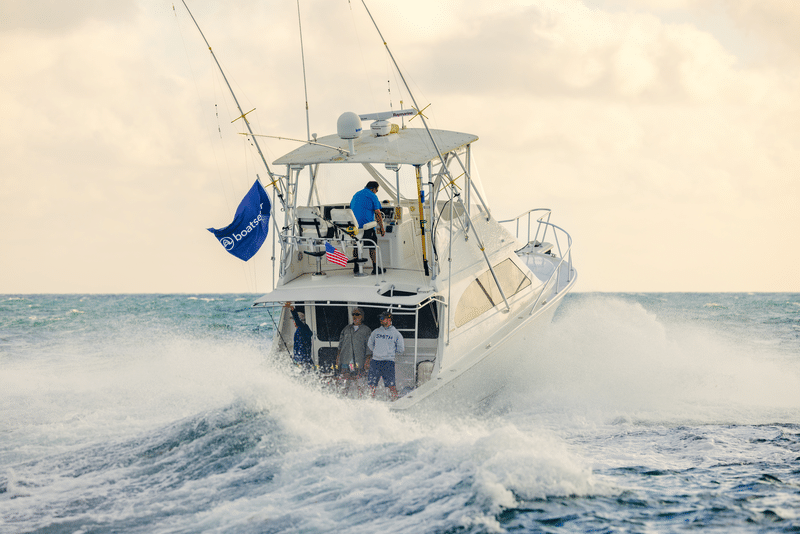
296, 0, 312, 144
179, 0, 287, 207
358, 1, 447, 174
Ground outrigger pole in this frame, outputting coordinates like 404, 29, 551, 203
179, 0, 287, 208
359, 0, 510, 309
359, 0, 440, 277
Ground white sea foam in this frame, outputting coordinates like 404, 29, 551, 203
500, 296, 800, 426
2, 333, 599, 533
0, 332, 272, 464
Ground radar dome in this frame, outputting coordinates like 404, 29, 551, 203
337, 112, 362, 140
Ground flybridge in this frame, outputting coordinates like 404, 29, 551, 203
274, 124, 478, 166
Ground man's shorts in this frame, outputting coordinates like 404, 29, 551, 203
362, 227, 378, 245
337, 362, 362, 378
367, 360, 395, 388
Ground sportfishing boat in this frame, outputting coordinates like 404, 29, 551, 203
254, 116, 576, 411
184, 1, 577, 411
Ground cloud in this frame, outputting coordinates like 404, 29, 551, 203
393, 1, 750, 105
0, 0, 798, 292
598, 0, 800, 65
387, 1, 799, 290
0, 0, 139, 33
721, 0, 800, 62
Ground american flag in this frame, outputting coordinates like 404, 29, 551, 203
325, 242, 348, 267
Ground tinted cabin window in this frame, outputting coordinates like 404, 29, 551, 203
361, 306, 381, 332
419, 302, 439, 338
314, 303, 349, 342
303, 304, 439, 341
454, 259, 532, 327
369, 302, 439, 339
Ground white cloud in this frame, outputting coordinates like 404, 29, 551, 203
719, 0, 800, 57
0, 0, 139, 32
0, 0, 798, 292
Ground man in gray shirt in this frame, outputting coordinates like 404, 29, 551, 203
337, 308, 371, 397
367, 310, 405, 400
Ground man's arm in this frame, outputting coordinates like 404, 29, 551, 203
374, 209, 385, 236
291, 309, 313, 339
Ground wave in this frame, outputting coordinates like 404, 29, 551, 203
496, 296, 800, 426
2, 355, 600, 533
1, 319, 604, 533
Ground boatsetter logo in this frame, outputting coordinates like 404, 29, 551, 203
222, 209, 265, 250
207, 180, 271, 262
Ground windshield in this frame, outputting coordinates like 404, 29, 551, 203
292, 145, 487, 215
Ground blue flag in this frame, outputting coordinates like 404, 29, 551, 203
208, 180, 271, 261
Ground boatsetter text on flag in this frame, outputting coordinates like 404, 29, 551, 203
207, 180, 271, 261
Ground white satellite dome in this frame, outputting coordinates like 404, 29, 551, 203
337, 112, 362, 140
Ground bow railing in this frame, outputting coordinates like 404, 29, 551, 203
499, 209, 575, 311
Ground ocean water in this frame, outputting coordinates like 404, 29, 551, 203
1, 293, 799, 533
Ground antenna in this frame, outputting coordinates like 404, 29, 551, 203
296, 0, 312, 143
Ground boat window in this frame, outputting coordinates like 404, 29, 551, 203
310, 164, 416, 205
391, 302, 439, 339
314, 303, 349, 342
454, 259, 531, 327
355, 302, 439, 339
359, 306, 382, 332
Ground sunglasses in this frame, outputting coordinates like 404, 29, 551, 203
352, 313, 362, 317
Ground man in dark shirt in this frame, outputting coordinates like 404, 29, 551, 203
284, 302, 313, 370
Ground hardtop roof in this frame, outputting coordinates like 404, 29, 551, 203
273, 127, 478, 166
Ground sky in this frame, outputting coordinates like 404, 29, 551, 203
1, 0, 798, 293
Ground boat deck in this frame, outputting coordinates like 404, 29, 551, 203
254, 264, 434, 307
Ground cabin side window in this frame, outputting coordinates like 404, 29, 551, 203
313, 302, 350, 341
454, 259, 532, 327
390, 301, 439, 339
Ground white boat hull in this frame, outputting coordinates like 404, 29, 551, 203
391, 270, 576, 412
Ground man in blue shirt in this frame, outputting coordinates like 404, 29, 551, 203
350, 181, 386, 274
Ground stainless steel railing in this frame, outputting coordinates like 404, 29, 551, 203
499, 208, 575, 311
279, 234, 385, 277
